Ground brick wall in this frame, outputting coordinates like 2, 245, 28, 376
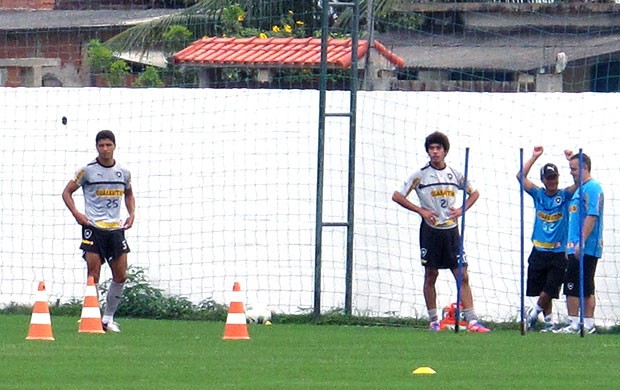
0, 1, 194, 10
0, 0, 55, 9
55, 1, 160, 10
0, 27, 124, 86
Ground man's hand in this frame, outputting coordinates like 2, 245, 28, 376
123, 215, 135, 230
419, 208, 438, 225
448, 207, 462, 219
73, 212, 89, 226
532, 146, 544, 158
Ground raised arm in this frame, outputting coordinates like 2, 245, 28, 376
516, 146, 543, 192
563, 149, 578, 195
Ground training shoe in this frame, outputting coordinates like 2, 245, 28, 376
540, 322, 559, 333
467, 321, 491, 333
102, 321, 121, 333
429, 321, 441, 332
554, 324, 579, 334
525, 307, 538, 330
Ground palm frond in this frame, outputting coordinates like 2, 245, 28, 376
105, 14, 217, 52
333, 0, 402, 34
104, 0, 230, 54
102, 0, 330, 55
105, 14, 218, 53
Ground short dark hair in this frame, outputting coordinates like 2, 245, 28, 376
96, 130, 116, 145
424, 131, 450, 153
570, 152, 591, 171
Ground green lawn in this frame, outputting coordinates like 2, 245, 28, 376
2, 314, 618, 389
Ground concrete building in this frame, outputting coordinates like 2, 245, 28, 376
1, 1, 619, 91
0, 3, 174, 86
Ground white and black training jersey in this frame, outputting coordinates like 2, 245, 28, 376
73, 159, 131, 230
396, 163, 474, 230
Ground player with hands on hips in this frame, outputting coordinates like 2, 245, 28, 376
62, 130, 135, 333
392, 131, 490, 333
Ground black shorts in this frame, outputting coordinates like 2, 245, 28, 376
419, 222, 466, 269
526, 247, 566, 299
80, 225, 130, 264
563, 254, 598, 297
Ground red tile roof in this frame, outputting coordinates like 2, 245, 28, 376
172, 37, 404, 68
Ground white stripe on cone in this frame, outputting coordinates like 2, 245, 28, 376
30, 313, 52, 324
84, 286, 98, 295
226, 313, 247, 324
80, 307, 101, 317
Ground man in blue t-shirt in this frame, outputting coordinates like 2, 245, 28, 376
517, 146, 576, 332
556, 152, 604, 334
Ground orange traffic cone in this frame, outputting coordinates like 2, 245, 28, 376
78, 276, 105, 334
222, 282, 250, 340
26, 281, 55, 340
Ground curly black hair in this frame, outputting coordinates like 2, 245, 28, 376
424, 131, 450, 153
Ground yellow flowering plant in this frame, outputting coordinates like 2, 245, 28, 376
221, 4, 260, 37
263, 10, 306, 38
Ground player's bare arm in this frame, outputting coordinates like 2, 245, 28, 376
563, 149, 579, 194
392, 191, 438, 224
449, 189, 479, 218
61, 180, 89, 226
517, 146, 543, 192
123, 187, 136, 230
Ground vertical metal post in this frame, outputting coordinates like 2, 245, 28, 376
519, 148, 526, 335
578, 149, 585, 338
314, 0, 360, 320
455, 147, 469, 333
363, 0, 375, 91
313, 0, 330, 322
345, 0, 360, 316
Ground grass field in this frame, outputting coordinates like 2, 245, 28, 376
2, 314, 619, 389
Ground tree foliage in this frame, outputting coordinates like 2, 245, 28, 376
104, 0, 401, 56
162, 24, 194, 56
107, 60, 131, 86
86, 39, 114, 73
133, 66, 165, 87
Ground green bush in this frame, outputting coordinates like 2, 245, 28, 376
162, 25, 193, 57
133, 66, 164, 87
86, 39, 113, 74
51, 298, 82, 317
107, 59, 130, 86
0, 266, 227, 321
100, 266, 227, 321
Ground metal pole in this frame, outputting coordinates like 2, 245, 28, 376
344, 0, 360, 316
455, 147, 470, 333
578, 149, 585, 337
519, 148, 526, 335
313, 0, 331, 322
362, 0, 375, 91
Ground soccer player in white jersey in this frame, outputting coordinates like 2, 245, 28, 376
517, 147, 577, 332
392, 131, 490, 332
62, 130, 135, 333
